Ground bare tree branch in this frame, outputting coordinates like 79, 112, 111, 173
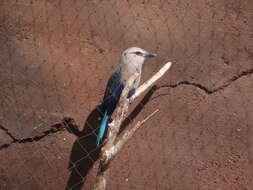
94, 74, 138, 190
104, 73, 138, 152
94, 62, 172, 190
131, 62, 172, 100
113, 109, 159, 157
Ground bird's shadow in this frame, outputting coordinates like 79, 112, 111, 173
65, 85, 157, 190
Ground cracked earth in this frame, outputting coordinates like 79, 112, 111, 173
1, 68, 252, 150
0, 0, 253, 190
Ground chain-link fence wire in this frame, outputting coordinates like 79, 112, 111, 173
0, 0, 252, 189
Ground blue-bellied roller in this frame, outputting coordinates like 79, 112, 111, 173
97, 47, 156, 145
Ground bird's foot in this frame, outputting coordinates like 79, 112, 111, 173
127, 98, 133, 105
108, 121, 115, 128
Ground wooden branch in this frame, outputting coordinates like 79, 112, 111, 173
94, 62, 172, 190
94, 74, 138, 190
94, 110, 159, 190
103, 73, 138, 153
113, 109, 159, 156
131, 62, 172, 101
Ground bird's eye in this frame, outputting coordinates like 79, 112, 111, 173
135, 51, 142, 55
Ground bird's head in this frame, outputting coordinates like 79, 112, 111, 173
121, 47, 156, 66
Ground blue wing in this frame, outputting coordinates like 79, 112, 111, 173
102, 67, 124, 113
97, 66, 138, 145
97, 68, 124, 145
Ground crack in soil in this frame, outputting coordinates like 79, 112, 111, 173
0, 120, 70, 150
159, 67, 253, 94
0, 68, 252, 150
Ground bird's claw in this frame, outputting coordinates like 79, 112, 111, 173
127, 98, 133, 105
108, 121, 115, 128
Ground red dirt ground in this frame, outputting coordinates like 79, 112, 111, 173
0, 0, 252, 189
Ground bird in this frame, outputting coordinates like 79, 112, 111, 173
96, 47, 156, 146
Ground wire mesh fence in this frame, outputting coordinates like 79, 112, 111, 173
0, 0, 252, 189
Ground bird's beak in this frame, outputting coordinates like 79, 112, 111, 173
144, 52, 157, 58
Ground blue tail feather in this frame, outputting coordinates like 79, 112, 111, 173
97, 110, 109, 146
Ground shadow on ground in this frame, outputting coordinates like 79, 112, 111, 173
66, 86, 157, 190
